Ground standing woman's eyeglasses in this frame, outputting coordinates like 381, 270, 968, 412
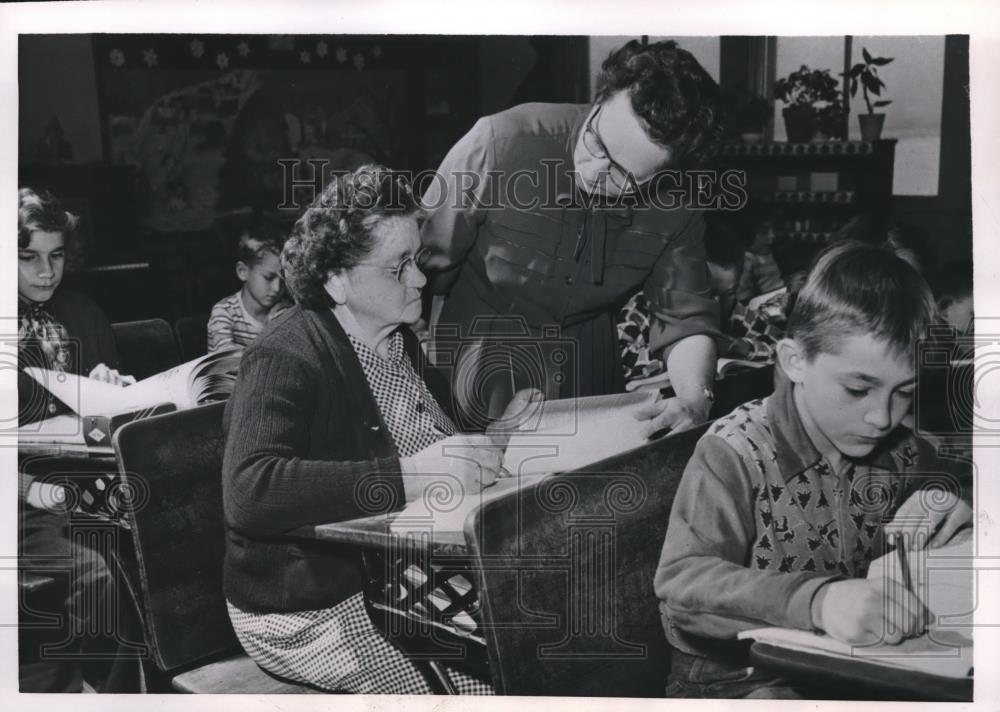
581, 104, 635, 193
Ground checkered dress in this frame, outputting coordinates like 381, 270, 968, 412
227, 330, 492, 695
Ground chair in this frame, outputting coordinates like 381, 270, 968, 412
112, 402, 320, 694
174, 314, 209, 362
111, 318, 182, 380
467, 422, 713, 696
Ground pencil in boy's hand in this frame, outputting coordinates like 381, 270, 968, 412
892, 532, 915, 594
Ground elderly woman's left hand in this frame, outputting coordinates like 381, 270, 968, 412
486, 387, 545, 450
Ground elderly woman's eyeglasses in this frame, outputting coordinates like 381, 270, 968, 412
356, 247, 431, 283
582, 103, 637, 193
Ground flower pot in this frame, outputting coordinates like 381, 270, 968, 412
858, 113, 886, 142
782, 106, 817, 143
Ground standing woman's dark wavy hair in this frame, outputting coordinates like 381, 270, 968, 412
593, 40, 725, 169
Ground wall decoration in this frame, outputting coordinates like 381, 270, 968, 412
94, 35, 414, 233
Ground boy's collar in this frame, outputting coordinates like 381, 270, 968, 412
767, 366, 900, 481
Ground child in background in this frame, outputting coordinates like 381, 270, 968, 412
736, 218, 784, 304
618, 217, 744, 383
932, 259, 973, 335
207, 223, 291, 352
17, 187, 142, 692
654, 241, 971, 699
619, 217, 793, 387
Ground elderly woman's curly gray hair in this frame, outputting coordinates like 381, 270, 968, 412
282, 164, 424, 308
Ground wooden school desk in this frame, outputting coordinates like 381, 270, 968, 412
294, 422, 712, 696
750, 641, 973, 702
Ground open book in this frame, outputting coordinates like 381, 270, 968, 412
23, 347, 242, 419
391, 391, 660, 536
501, 390, 659, 476
738, 532, 974, 679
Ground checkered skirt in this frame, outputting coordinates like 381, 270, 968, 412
227, 594, 491, 694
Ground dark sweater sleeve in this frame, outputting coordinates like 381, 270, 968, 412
222, 341, 406, 538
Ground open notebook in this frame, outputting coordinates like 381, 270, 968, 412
739, 531, 974, 679
391, 390, 659, 535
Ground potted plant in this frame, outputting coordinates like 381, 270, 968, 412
774, 65, 842, 143
846, 48, 893, 141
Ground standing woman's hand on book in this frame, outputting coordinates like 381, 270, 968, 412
886, 490, 973, 549
89, 363, 136, 386
812, 579, 931, 645
486, 387, 544, 450
634, 395, 711, 438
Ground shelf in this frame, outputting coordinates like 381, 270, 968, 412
756, 191, 857, 205
720, 140, 896, 158
774, 231, 835, 243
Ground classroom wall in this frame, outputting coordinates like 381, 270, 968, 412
18, 34, 970, 320
479, 36, 537, 115
19, 34, 104, 164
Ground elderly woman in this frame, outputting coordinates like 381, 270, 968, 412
222, 165, 519, 694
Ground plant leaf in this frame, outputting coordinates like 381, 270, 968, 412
872, 57, 894, 66
863, 47, 873, 64
873, 100, 892, 107
851, 78, 858, 96
850, 63, 866, 77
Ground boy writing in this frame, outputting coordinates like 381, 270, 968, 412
654, 241, 972, 698
208, 223, 290, 352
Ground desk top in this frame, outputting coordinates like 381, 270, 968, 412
298, 473, 549, 552
750, 641, 973, 702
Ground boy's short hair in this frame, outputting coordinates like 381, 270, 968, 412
932, 259, 972, 307
703, 215, 746, 270
787, 240, 935, 361
238, 222, 286, 267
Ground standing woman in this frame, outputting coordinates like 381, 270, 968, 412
222, 165, 525, 694
420, 40, 726, 432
